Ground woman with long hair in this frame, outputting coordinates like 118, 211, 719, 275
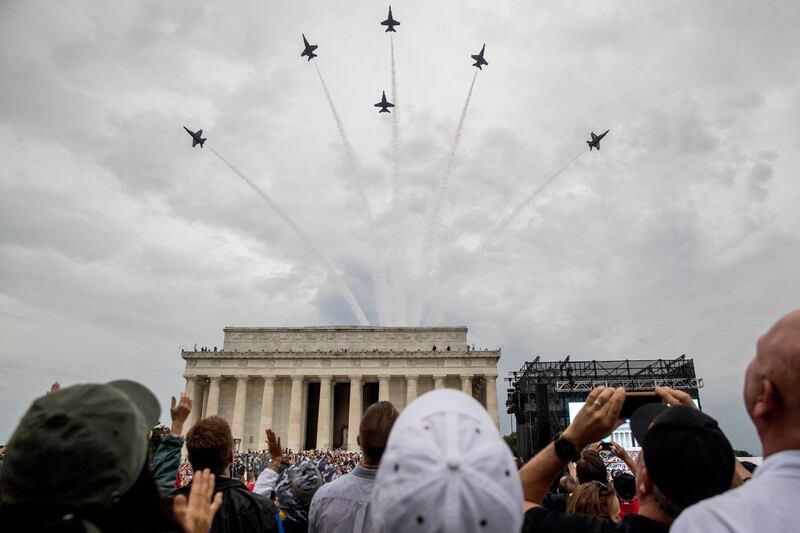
566, 481, 621, 523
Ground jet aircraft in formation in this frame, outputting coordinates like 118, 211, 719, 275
587, 130, 610, 150
301, 34, 318, 61
374, 91, 394, 113
381, 6, 400, 32
183, 126, 206, 148
471, 44, 488, 70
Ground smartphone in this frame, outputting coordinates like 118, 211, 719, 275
619, 391, 661, 419
599, 441, 613, 451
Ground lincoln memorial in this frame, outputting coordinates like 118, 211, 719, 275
180, 326, 501, 451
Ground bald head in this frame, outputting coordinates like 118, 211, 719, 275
745, 309, 800, 454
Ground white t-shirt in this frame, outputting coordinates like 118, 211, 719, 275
672, 450, 800, 533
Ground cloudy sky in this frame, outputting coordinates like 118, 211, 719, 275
2, 0, 798, 453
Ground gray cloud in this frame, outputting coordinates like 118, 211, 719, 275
2, 0, 800, 455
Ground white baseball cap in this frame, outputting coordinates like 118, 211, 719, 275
371, 389, 523, 533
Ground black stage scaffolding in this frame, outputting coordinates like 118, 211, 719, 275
506, 355, 703, 460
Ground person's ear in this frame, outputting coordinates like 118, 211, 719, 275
752, 379, 776, 420
357, 435, 361, 448
637, 464, 652, 498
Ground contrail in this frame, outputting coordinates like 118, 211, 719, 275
313, 61, 373, 224
411, 70, 478, 324
389, 33, 407, 324
389, 35, 401, 210
207, 145, 370, 326
314, 61, 390, 324
478, 149, 586, 254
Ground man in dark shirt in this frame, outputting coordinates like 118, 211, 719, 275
174, 416, 278, 533
519, 386, 736, 533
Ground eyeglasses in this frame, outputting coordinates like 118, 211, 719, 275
591, 481, 612, 496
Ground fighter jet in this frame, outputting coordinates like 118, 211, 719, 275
183, 126, 206, 148
301, 34, 318, 61
471, 44, 488, 70
374, 91, 394, 113
381, 6, 400, 32
587, 130, 610, 151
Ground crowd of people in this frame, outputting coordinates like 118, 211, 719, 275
2, 308, 800, 532
176, 450, 364, 489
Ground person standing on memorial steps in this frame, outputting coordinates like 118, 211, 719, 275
308, 401, 399, 533
519, 386, 737, 533
672, 309, 800, 533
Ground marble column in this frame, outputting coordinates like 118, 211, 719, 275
461, 375, 472, 397
378, 376, 391, 402
231, 376, 249, 444
406, 375, 418, 405
347, 376, 363, 450
258, 377, 275, 450
182, 376, 199, 436
485, 374, 499, 427
200, 380, 209, 418
205, 377, 221, 417
317, 377, 333, 450
287, 376, 305, 451
434, 375, 446, 390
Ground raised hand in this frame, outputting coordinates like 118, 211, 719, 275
174, 469, 222, 533
563, 387, 626, 449
655, 386, 697, 408
610, 441, 636, 471
170, 391, 193, 436
266, 429, 282, 460
266, 428, 284, 472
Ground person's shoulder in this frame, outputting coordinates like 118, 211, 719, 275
523, 506, 612, 533
671, 489, 749, 533
312, 473, 347, 500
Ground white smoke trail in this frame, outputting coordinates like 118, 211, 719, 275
389, 34, 407, 325
314, 61, 392, 325
208, 146, 370, 326
410, 70, 479, 324
313, 62, 373, 224
478, 149, 586, 254
390, 35, 401, 211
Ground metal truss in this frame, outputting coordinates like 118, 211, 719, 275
554, 377, 703, 392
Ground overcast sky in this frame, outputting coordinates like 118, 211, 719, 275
2, 0, 799, 453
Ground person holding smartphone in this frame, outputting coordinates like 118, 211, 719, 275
518, 386, 736, 533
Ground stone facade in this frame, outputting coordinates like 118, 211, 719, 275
181, 326, 501, 451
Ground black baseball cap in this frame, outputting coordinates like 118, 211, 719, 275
0, 380, 160, 512
630, 404, 734, 509
612, 472, 637, 500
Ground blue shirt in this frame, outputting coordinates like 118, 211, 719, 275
672, 450, 800, 533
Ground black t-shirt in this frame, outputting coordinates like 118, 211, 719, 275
542, 492, 569, 513
522, 507, 668, 533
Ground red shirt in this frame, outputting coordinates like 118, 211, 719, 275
619, 496, 639, 519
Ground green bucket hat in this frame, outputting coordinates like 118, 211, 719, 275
0, 380, 160, 513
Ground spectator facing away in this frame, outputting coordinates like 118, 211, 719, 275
519, 386, 736, 533
0, 380, 180, 533
566, 481, 620, 523
370, 389, 524, 533
576, 449, 609, 485
176, 416, 277, 533
672, 309, 800, 532
308, 401, 399, 533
